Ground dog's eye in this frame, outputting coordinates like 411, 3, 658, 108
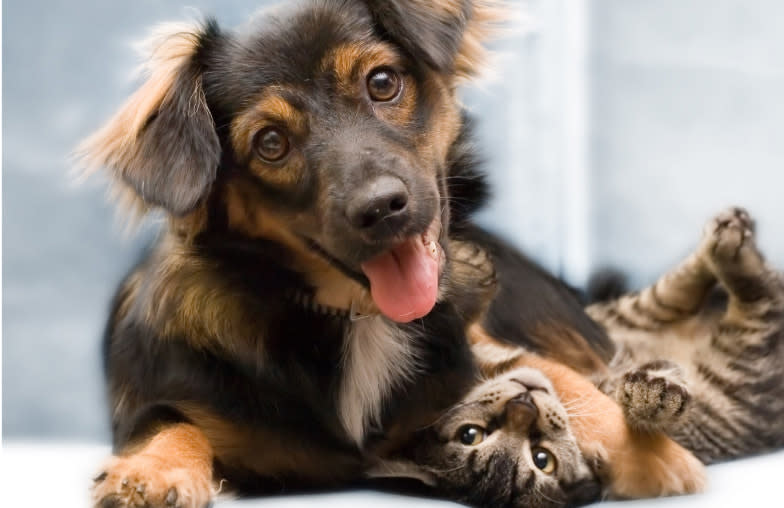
531, 447, 557, 474
367, 67, 402, 102
254, 127, 290, 163
457, 425, 487, 446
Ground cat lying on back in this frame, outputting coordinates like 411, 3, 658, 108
374, 207, 783, 506
589, 207, 784, 463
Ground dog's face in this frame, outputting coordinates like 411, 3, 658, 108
79, 0, 499, 322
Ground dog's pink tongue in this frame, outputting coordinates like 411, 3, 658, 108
361, 238, 439, 323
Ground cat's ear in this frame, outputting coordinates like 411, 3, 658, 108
366, 460, 437, 486
76, 20, 223, 216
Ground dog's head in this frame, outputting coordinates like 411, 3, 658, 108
78, 0, 502, 322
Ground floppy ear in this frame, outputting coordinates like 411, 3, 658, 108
361, 0, 505, 79
77, 21, 222, 216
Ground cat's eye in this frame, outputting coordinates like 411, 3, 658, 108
254, 127, 290, 163
457, 425, 486, 446
367, 67, 402, 102
531, 447, 556, 474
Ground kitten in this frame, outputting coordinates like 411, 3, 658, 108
371, 365, 604, 508
588, 207, 784, 464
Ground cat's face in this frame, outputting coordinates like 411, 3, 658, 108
376, 367, 602, 507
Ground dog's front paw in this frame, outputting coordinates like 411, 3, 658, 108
617, 360, 690, 431
92, 453, 213, 508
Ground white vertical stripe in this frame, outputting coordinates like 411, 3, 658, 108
559, 0, 591, 287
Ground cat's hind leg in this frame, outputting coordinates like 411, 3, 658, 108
587, 231, 715, 328
677, 208, 784, 463
699, 207, 784, 320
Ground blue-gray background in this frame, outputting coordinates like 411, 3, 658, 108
4, 0, 783, 442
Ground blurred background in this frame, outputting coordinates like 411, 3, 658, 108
3, 0, 783, 442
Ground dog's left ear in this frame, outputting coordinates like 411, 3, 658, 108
362, 0, 503, 79
77, 21, 223, 216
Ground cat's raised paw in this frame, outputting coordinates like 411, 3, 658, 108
617, 361, 690, 431
701, 207, 756, 264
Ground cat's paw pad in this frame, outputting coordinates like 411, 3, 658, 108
91, 454, 213, 508
617, 361, 690, 430
701, 207, 756, 263
450, 241, 496, 288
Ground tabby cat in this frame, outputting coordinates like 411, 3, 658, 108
371, 364, 605, 507
375, 207, 783, 506
588, 206, 784, 464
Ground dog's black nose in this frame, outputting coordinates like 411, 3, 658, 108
347, 175, 410, 232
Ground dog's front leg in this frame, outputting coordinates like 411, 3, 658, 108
92, 423, 215, 508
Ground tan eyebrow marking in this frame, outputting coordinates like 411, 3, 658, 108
321, 42, 402, 94
230, 91, 306, 160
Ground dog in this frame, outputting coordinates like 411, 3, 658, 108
78, 1, 615, 506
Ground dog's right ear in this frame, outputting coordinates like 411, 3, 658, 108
77, 21, 222, 216
361, 0, 506, 80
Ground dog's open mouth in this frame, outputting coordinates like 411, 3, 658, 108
360, 221, 443, 323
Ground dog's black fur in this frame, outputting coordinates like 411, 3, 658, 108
81, 1, 612, 506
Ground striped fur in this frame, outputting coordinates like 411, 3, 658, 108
589, 207, 784, 464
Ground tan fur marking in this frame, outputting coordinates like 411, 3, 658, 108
230, 92, 307, 186
323, 42, 419, 131
328, 43, 367, 88
454, 1, 510, 81
92, 424, 214, 508
231, 92, 307, 156
530, 322, 610, 376
415, 73, 461, 168
322, 42, 402, 94
117, 235, 267, 355
430, 0, 466, 17
176, 405, 359, 481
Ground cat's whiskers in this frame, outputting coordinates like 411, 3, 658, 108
533, 482, 561, 505
426, 463, 469, 474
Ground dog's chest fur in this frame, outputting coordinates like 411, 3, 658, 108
339, 316, 418, 444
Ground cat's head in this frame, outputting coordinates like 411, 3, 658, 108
372, 367, 603, 507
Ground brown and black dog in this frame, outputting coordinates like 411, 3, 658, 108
78, 1, 619, 507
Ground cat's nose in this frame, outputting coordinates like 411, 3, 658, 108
505, 391, 539, 431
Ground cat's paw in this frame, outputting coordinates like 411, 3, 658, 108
449, 240, 496, 288
446, 241, 497, 321
91, 453, 213, 508
616, 361, 690, 431
700, 207, 757, 265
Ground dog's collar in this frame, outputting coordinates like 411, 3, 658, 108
285, 289, 379, 321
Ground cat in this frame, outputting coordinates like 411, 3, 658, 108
370, 363, 605, 507
587, 206, 784, 464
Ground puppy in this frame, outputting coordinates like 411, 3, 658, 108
78, 1, 616, 507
